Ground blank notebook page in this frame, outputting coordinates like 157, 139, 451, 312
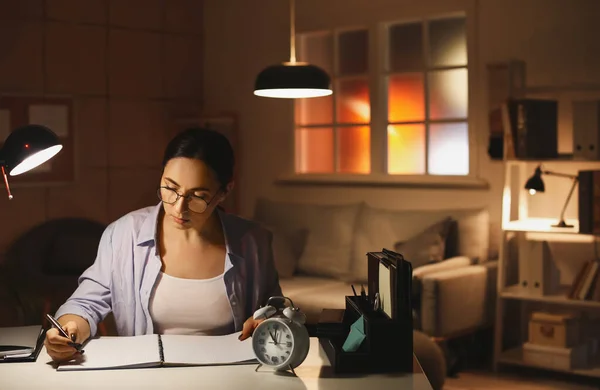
57, 335, 161, 371
161, 331, 256, 366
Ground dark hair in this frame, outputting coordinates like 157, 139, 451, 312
162, 127, 234, 189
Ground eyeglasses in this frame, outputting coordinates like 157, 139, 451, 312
157, 186, 214, 214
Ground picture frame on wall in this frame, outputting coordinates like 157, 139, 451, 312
0, 95, 75, 185
171, 113, 239, 214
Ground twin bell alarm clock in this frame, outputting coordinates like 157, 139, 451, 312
252, 296, 309, 374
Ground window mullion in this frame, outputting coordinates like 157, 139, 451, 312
423, 20, 431, 175
370, 22, 386, 175
333, 30, 339, 173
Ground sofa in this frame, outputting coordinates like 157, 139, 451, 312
252, 198, 498, 340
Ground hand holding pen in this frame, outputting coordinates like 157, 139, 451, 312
44, 314, 84, 361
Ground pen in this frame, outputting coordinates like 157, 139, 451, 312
351, 284, 358, 297
360, 284, 367, 300
45, 314, 84, 353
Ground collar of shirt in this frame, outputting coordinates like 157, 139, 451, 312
134, 203, 246, 272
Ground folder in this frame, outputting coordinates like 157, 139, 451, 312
0, 325, 46, 363
367, 248, 413, 322
365, 248, 413, 372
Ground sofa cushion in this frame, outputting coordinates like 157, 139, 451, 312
254, 198, 363, 279
266, 225, 308, 279
394, 217, 454, 269
280, 276, 350, 324
348, 205, 489, 282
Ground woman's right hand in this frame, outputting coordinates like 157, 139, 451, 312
44, 320, 81, 362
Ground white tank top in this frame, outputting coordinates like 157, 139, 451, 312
149, 272, 234, 335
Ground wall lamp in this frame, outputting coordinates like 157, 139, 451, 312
0, 124, 62, 199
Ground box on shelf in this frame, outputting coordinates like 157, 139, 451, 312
523, 342, 588, 370
529, 312, 579, 348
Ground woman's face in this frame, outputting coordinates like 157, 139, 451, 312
159, 157, 228, 230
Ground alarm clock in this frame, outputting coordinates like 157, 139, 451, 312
252, 296, 309, 375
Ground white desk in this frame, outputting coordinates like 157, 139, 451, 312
0, 338, 433, 390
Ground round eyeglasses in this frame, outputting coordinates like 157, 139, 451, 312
157, 186, 213, 214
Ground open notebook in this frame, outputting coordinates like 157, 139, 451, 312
57, 331, 257, 371
0, 325, 45, 363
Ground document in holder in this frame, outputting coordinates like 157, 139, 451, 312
378, 261, 393, 318
0, 325, 45, 363
57, 331, 257, 371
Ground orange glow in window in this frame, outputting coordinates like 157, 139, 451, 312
295, 128, 334, 173
387, 124, 425, 174
388, 73, 425, 123
337, 79, 370, 124
338, 126, 371, 174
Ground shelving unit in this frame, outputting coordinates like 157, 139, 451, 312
494, 159, 600, 380
501, 285, 600, 309
498, 347, 600, 379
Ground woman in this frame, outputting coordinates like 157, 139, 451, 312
45, 127, 281, 362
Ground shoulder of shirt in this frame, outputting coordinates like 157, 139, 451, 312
219, 210, 271, 240
103, 205, 157, 238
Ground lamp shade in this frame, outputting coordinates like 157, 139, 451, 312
0, 124, 63, 176
524, 166, 545, 193
253, 63, 332, 98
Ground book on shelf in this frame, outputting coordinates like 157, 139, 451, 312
578, 170, 600, 234
494, 98, 558, 160
568, 260, 600, 301
487, 107, 505, 160
56, 331, 257, 371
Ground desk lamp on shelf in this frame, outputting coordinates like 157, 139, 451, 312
524, 165, 578, 228
0, 124, 63, 199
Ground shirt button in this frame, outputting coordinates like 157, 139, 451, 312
231, 301, 237, 306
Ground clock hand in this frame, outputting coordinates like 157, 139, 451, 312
269, 330, 278, 344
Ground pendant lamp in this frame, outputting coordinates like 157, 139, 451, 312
254, 0, 332, 99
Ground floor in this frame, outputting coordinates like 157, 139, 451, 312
444, 371, 599, 390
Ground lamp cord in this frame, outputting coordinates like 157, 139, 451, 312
289, 0, 296, 63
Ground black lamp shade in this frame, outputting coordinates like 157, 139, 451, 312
254, 63, 332, 98
524, 166, 545, 192
0, 124, 63, 176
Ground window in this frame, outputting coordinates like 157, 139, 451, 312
387, 17, 468, 175
294, 15, 469, 177
295, 28, 371, 174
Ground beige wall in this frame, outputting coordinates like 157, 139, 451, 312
203, 0, 600, 252
0, 0, 204, 253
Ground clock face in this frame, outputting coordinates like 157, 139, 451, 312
252, 320, 294, 367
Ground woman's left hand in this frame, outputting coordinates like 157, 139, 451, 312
239, 317, 264, 341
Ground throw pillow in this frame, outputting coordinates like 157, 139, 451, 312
348, 206, 489, 282
393, 217, 455, 269
296, 203, 363, 279
266, 225, 308, 279
253, 198, 364, 279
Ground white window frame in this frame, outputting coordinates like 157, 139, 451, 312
286, 12, 484, 189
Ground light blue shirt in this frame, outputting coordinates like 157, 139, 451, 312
55, 203, 282, 338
